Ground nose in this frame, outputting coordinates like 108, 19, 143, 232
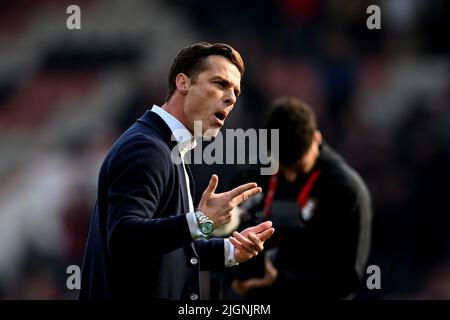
223, 89, 237, 107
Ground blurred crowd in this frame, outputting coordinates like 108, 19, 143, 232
0, 0, 448, 299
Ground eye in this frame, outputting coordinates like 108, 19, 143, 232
215, 80, 227, 88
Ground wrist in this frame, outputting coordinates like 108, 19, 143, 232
194, 210, 215, 237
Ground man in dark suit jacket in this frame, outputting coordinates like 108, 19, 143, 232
79, 42, 274, 300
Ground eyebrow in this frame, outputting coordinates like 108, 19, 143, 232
211, 76, 241, 96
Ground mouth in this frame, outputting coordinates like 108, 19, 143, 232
213, 111, 227, 126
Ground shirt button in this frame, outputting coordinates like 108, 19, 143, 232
190, 293, 199, 300
190, 257, 199, 265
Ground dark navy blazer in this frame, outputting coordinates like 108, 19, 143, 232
79, 110, 225, 300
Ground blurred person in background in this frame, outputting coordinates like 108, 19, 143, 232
80, 42, 274, 300
230, 96, 372, 299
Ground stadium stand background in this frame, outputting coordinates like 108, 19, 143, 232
0, 0, 448, 299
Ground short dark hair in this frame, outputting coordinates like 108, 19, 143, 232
165, 42, 244, 102
264, 97, 317, 166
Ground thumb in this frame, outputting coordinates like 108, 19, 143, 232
205, 174, 219, 194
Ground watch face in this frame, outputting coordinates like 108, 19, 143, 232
201, 221, 214, 235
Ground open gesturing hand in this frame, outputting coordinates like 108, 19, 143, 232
197, 174, 262, 228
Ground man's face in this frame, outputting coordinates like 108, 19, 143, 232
280, 131, 322, 182
182, 55, 241, 138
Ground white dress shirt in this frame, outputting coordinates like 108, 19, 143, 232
151, 105, 237, 267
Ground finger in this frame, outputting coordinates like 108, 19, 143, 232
229, 236, 243, 249
257, 227, 275, 242
264, 256, 277, 273
232, 279, 252, 295
247, 232, 264, 252
241, 279, 257, 291
230, 237, 254, 262
232, 187, 262, 206
233, 231, 257, 254
205, 174, 219, 194
226, 182, 258, 200
233, 231, 259, 255
242, 221, 273, 235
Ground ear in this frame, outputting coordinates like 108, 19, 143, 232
175, 73, 190, 95
313, 130, 322, 145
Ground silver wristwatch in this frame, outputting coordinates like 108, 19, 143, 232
194, 210, 215, 236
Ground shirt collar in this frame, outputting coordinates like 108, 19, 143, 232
150, 105, 197, 155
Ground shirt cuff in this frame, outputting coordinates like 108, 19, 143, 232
224, 238, 238, 267
186, 212, 204, 240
